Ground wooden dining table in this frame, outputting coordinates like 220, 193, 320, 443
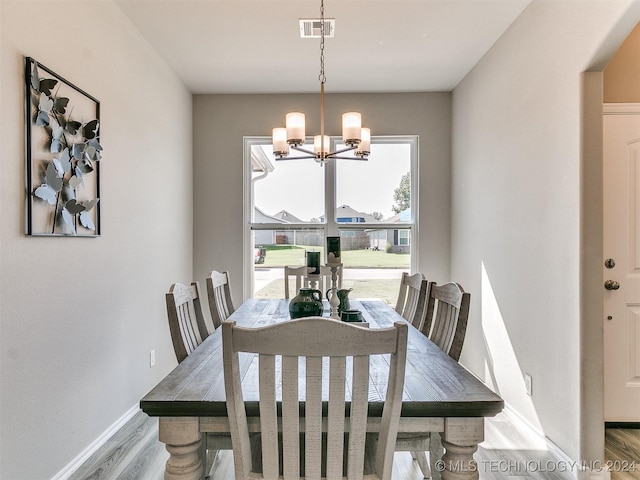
140, 298, 503, 480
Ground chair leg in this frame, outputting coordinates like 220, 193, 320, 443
410, 450, 431, 479
204, 449, 219, 480
429, 433, 443, 480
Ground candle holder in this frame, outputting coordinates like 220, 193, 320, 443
306, 273, 320, 290
327, 236, 341, 265
306, 250, 321, 289
327, 263, 343, 319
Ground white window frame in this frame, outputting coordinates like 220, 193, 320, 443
243, 135, 419, 298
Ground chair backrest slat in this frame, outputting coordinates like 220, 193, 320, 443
178, 302, 198, 353
305, 356, 323, 479
207, 270, 236, 329
282, 354, 301, 478
258, 353, 279, 479
166, 282, 209, 363
223, 317, 407, 480
326, 355, 347, 479
348, 355, 370, 480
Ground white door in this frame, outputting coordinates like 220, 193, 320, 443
604, 105, 640, 422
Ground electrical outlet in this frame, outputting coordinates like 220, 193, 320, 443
150, 350, 156, 368
524, 373, 532, 396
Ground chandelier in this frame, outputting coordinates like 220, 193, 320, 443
272, 0, 370, 164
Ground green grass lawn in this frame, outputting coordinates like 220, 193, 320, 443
255, 244, 407, 303
255, 278, 399, 306
259, 244, 410, 268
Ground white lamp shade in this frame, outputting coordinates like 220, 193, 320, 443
272, 128, 288, 156
286, 112, 305, 144
342, 112, 362, 144
313, 135, 330, 155
356, 127, 371, 156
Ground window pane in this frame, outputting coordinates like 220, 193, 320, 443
253, 228, 408, 305
252, 144, 324, 223
336, 142, 412, 223
253, 228, 323, 298
342, 267, 405, 306
399, 229, 410, 246
336, 229, 410, 305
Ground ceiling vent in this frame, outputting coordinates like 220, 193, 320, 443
299, 18, 335, 38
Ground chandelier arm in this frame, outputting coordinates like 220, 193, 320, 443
290, 145, 318, 156
326, 155, 369, 161
329, 145, 359, 155
275, 154, 320, 161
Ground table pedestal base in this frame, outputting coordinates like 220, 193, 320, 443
441, 417, 484, 480
160, 417, 203, 480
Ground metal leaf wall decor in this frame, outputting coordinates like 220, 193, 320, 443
25, 57, 102, 236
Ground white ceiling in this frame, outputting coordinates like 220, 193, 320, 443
115, 0, 531, 94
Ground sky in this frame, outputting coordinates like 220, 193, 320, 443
254, 142, 411, 222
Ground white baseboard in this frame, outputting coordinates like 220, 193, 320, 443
503, 404, 610, 480
50, 404, 140, 480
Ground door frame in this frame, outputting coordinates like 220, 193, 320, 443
580, 72, 606, 462
581, 71, 639, 462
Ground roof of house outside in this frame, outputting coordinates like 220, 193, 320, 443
272, 210, 304, 223
254, 206, 288, 223
320, 204, 381, 223
385, 208, 411, 223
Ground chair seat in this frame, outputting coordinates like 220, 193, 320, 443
394, 433, 431, 450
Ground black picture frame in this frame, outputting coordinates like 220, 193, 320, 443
25, 57, 101, 237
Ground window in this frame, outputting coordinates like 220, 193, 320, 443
244, 136, 418, 304
398, 229, 411, 246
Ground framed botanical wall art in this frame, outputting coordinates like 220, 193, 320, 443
25, 57, 101, 236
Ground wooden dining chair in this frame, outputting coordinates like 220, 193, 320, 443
167, 279, 236, 477
283, 265, 312, 299
223, 317, 408, 480
398, 282, 471, 479
165, 282, 210, 364
394, 272, 429, 330
206, 270, 236, 329
421, 282, 471, 361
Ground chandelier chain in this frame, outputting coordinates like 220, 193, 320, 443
272, 0, 368, 164
319, 0, 326, 84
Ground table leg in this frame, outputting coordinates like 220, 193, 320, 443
159, 417, 204, 480
441, 417, 484, 480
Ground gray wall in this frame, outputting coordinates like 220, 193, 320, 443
451, 0, 640, 463
192, 92, 452, 308
0, 2, 193, 478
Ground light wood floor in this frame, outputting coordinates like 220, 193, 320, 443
69, 410, 640, 480
606, 429, 640, 480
